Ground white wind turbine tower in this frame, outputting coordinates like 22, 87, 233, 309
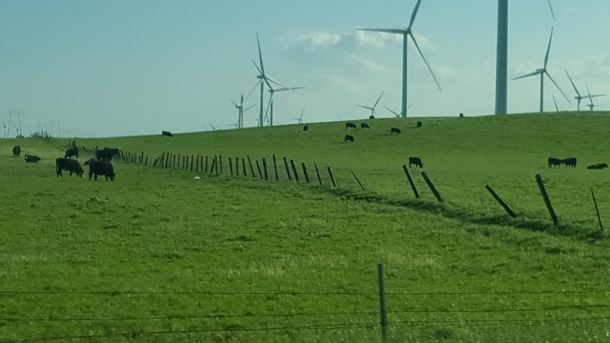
385, 104, 413, 118
292, 107, 306, 124
495, 0, 555, 114
565, 70, 605, 111
357, 0, 441, 118
512, 28, 570, 112
358, 92, 384, 118
230, 93, 256, 128
265, 85, 304, 126
248, 33, 293, 127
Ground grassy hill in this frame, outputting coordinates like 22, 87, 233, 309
1, 112, 610, 342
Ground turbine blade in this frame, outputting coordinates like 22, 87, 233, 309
256, 32, 265, 75
357, 28, 407, 34
552, 94, 559, 112
265, 93, 274, 117
548, 0, 556, 21
408, 104, 413, 109
384, 106, 400, 117
246, 80, 262, 100
564, 70, 580, 97
252, 61, 263, 75
358, 105, 374, 110
266, 77, 294, 92
373, 91, 384, 109
585, 83, 592, 98
544, 27, 554, 69
300, 107, 305, 120
512, 71, 541, 80
410, 33, 442, 92
244, 104, 257, 112
408, 0, 423, 30
230, 100, 239, 107
546, 71, 570, 104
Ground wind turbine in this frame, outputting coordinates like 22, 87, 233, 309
231, 93, 256, 128
512, 27, 570, 112
495, 0, 555, 114
358, 92, 384, 119
565, 70, 605, 111
2, 121, 6, 138
208, 123, 221, 131
292, 107, 306, 124
586, 83, 604, 111
265, 86, 304, 126
357, 0, 441, 118
247, 33, 293, 127
552, 95, 559, 112
385, 104, 413, 118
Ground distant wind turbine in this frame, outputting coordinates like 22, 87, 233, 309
230, 93, 256, 128
552, 95, 559, 112
512, 27, 570, 112
208, 123, 221, 131
264, 85, 304, 126
2, 121, 6, 138
564, 70, 605, 111
384, 104, 413, 118
357, 0, 441, 118
358, 92, 384, 118
292, 107, 306, 124
586, 83, 604, 111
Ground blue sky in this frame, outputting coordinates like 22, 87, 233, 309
1, 0, 608, 137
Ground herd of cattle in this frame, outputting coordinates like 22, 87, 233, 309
11, 145, 119, 181
548, 157, 608, 170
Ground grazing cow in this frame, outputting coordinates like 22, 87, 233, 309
24, 154, 41, 163
390, 127, 401, 134
459, 113, 464, 118
409, 157, 423, 168
416, 121, 422, 128
369, 115, 375, 119
64, 147, 79, 159
587, 163, 608, 170
95, 147, 121, 161
162, 130, 173, 137
303, 125, 309, 131
361, 123, 370, 129
548, 157, 561, 168
84, 159, 116, 181
12, 146, 21, 158
344, 135, 355, 143
562, 157, 577, 168
56, 158, 84, 177
345, 122, 357, 129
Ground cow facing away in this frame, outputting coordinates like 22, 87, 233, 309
24, 154, 41, 163
409, 157, 423, 168
85, 159, 116, 181
390, 127, 401, 134
345, 122, 357, 129
587, 163, 608, 170
361, 123, 370, 129
562, 157, 577, 168
416, 121, 422, 128
344, 135, 354, 143
12, 146, 21, 157
56, 158, 84, 177
162, 130, 173, 137
64, 147, 79, 159
548, 157, 561, 167
303, 125, 309, 131
95, 147, 120, 161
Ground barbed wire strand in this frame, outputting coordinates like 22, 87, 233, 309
390, 304, 610, 314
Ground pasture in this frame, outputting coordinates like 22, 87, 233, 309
1, 112, 610, 342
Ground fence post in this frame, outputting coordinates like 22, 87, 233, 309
262, 158, 268, 180
181, 155, 185, 169
351, 170, 365, 191
273, 154, 279, 181
283, 157, 292, 181
242, 158, 247, 177
402, 165, 420, 199
256, 160, 263, 179
485, 185, 516, 218
196, 155, 200, 172
247, 156, 255, 177
229, 157, 234, 176
535, 174, 558, 226
215, 156, 219, 174
172, 154, 176, 169
378, 264, 388, 343
290, 160, 300, 182
327, 167, 337, 188
145, 156, 148, 166
191, 155, 194, 172
591, 187, 603, 232
219, 155, 223, 174
301, 163, 310, 183
421, 172, 443, 202
314, 163, 323, 186
210, 158, 216, 174
205, 156, 209, 173
140, 152, 144, 164
159, 152, 165, 168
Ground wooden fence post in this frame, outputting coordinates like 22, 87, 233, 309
421, 172, 443, 202
314, 163, 323, 185
229, 157, 234, 176
378, 264, 388, 343
327, 167, 336, 188
302, 163, 310, 183
290, 160, 299, 182
351, 170, 365, 191
210, 158, 216, 174
247, 156, 255, 177
402, 165, 420, 199
196, 155, 200, 172
256, 160, 263, 179
535, 174, 558, 226
172, 154, 176, 169
159, 152, 165, 168
205, 156, 209, 173
215, 156, 219, 174
242, 158, 247, 177
273, 154, 279, 181
262, 158, 268, 180
283, 157, 292, 181
140, 152, 144, 164
191, 155, 194, 171
219, 155, 223, 174
485, 185, 516, 218
591, 187, 604, 232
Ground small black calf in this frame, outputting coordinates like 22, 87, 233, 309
303, 125, 309, 131
25, 154, 41, 163
416, 121, 422, 128
64, 147, 79, 159
390, 127, 401, 134
344, 135, 355, 143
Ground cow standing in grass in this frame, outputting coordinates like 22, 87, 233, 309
64, 147, 79, 159
391, 128, 401, 134
409, 157, 423, 168
548, 157, 561, 167
85, 159, 116, 181
162, 131, 173, 137
562, 157, 577, 168
344, 135, 354, 143
96, 147, 120, 161
12, 146, 21, 158
361, 123, 370, 129
345, 122, 357, 129
56, 158, 84, 177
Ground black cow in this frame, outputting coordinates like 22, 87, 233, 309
56, 158, 84, 177
344, 135, 354, 143
64, 147, 79, 159
361, 123, 370, 129
548, 157, 561, 167
12, 146, 21, 158
345, 122, 357, 129
85, 159, 116, 181
303, 125, 309, 131
409, 157, 423, 168
95, 147, 120, 161
587, 163, 608, 170
162, 130, 173, 137
369, 115, 375, 119
416, 121, 422, 128
24, 154, 41, 163
459, 113, 464, 118
390, 127, 401, 134
562, 157, 577, 168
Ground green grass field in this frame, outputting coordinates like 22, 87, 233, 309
1, 112, 610, 342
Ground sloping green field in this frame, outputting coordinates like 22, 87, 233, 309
1, 113, 610, 342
